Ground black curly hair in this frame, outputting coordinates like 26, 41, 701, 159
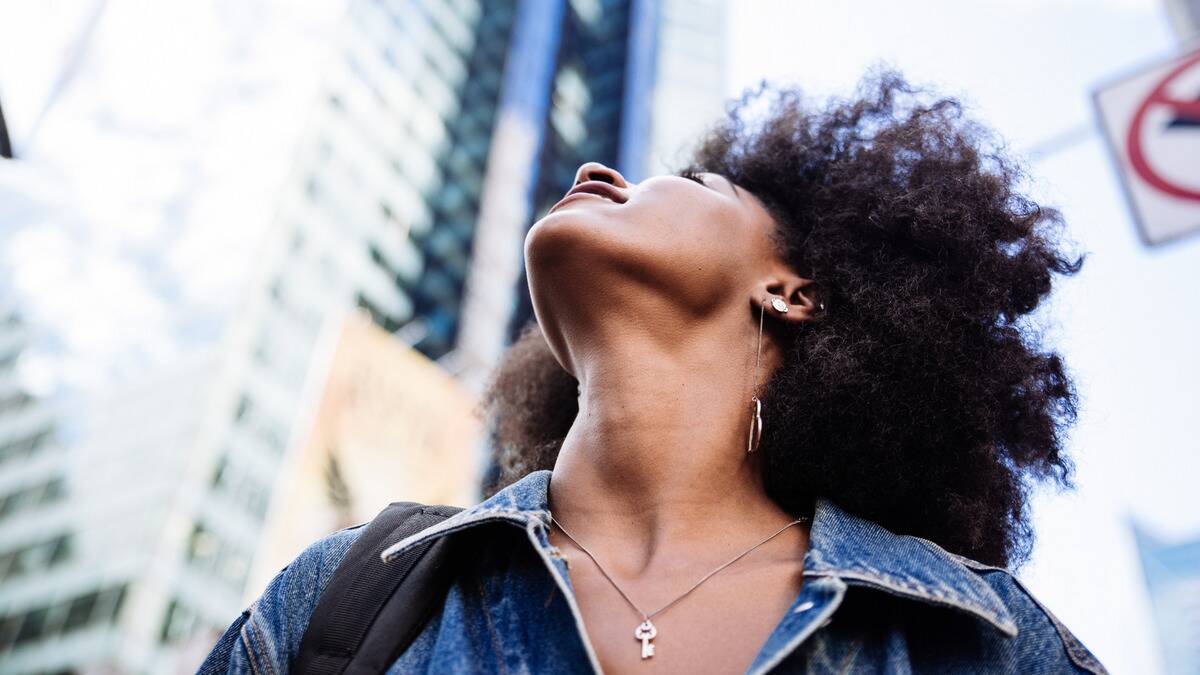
481, 67, 1086, 569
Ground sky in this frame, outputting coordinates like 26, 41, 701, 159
724, 2, 1199, 672
0, 1, 1196, 673
0, 1, 344, 404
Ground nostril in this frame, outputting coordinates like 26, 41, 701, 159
573, 162, 627, 189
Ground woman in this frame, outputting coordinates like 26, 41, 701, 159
202, 69, 1107, 674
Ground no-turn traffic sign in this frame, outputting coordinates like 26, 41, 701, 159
1095, 43, 1200, 246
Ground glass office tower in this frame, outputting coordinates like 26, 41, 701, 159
456, 0, 728, 383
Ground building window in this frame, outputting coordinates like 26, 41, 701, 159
0, 614, 20, 652
0, 534, 73, 581
63, 591, 99, 633
0, 429, 53, 464
211, 454, 271, 522
0, 493, 16, 519
0, 391, 31, 415
0, 583, 128, 652
356, 292, 400, 332
98, 585, 127, 623
210, 456, 228, 490
0, 478, 68, 524
187, 523, 219, 567
47, 535, 71, 566
39, 478, 65, 504
160, 598, 197, 644
0, 551, 15, 579
234, 395, 253, 423
13, 607, 47, 646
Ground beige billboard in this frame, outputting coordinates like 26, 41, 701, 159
246, 312, 482, 597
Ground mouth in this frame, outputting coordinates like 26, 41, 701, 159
549, 181, 628, 212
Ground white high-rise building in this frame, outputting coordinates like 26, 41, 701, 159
0, 301, 77, 661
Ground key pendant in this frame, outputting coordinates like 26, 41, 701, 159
634, 620, 657, 659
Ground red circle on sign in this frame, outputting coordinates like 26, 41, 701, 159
1125, 50, 1200, 202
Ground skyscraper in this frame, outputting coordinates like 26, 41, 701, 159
457, 0, 728, 382
0, 0, 726, 671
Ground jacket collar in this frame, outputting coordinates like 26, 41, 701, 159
379, 469, 554, 562
380, 470, 1016, 637
804, 498, 1016, 636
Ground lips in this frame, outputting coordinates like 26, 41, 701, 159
549, 181, 628, 212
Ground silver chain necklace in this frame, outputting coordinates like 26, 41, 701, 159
549, 514, 809, 661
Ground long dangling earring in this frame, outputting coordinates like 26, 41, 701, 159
747, 298, 785, 454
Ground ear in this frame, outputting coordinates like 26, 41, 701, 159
752, 272, 822, 326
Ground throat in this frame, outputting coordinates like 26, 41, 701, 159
545, 319, 802, 580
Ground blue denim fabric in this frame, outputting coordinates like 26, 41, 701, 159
199, 470, 1108, 674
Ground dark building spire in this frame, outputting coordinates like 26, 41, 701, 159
0, 96, 13, 158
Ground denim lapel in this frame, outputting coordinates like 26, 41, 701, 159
802, 497, 1018, 637
380, 470, 553, 563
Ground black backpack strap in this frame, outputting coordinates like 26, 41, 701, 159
293, 502, 464, 675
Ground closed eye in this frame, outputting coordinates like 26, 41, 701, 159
678, 168, 741, 202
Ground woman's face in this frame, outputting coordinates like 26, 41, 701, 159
525, 161, 784, 368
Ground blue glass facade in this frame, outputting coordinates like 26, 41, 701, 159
403, 0, 521, 358
507, 0, 637, 341
341, 0, 656, 360
1134, 523, 1200, 675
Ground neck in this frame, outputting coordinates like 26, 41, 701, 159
548, 313, 798, 572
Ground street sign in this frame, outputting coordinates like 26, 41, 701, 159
1094, 43, 1200, 246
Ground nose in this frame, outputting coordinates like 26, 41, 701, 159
573, 162, 628, 189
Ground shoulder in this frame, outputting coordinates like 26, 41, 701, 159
199, 525, 365, 674
945, 551, 1109, 675
255, 524, 366, 647
805, 499, 1111, 674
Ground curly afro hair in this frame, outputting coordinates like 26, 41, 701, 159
481, 67, 1086, 569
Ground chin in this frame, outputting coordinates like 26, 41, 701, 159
525, 210, 606, 269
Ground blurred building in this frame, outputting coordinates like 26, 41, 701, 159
1134, 523, 1200, 675
486, 0, 728, 366
0, 304, 77, 662
0, 0, 726, 673
241, 313, 480, 598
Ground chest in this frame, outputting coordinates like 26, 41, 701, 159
566, 561, 806, 674
388, 531, 922, 675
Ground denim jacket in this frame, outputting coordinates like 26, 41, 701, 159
200, 470, 1108, 674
